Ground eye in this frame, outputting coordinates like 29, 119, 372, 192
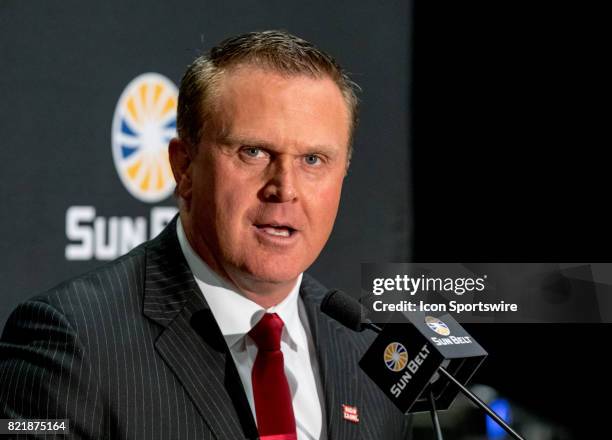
304, 154, 321, 165
240, 146, 268, 161
243, 147, 262, 157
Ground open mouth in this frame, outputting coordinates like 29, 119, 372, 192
254, 224, 297, 238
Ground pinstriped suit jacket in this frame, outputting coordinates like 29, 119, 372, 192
0, 218, 411, 439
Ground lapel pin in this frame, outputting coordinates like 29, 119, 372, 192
342, 404, 359, 423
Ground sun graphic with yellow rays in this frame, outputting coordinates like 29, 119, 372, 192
112, 73, 178, 203
384, 342, 409, 372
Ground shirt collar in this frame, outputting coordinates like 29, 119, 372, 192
176, 219, 305, 351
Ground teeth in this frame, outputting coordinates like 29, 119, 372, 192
261, 226, 290, 237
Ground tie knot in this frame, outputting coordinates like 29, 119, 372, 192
249, 313, 284, 351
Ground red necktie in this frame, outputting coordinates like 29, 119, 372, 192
249, 313, 297, 440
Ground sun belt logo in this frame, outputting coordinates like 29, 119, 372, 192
112, 73, 178, 203
389, 344, 431, 398
384, 342, 409, 372
425, 316, 473, 346
425, 316, 451, 336
64, 73, 179, 261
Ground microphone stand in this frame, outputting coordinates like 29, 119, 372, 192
428, 389, 444, 440
437, 367, 525, 440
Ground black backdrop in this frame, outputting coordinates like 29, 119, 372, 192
412, 1, 608, 437
0, 0, 410, 327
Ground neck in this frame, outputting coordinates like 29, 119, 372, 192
224, 270, 298, 309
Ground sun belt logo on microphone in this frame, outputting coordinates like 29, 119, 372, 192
426, 316, 473, 346
111, 73, 178, 203
384, 342, 409, 372
389, 344, 431, 398
425, 316, 451, 336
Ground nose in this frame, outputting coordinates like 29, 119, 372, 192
261, 157, 297, 202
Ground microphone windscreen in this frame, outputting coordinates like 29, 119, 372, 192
320, 290, 366, 332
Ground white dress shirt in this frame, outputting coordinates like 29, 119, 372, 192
176, 220, 327, 440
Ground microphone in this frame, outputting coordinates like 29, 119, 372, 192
321, 289, 527, 440
320, 289, 382, 333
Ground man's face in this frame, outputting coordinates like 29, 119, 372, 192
177, 66, 350, 288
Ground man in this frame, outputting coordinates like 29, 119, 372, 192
0, 31, 411, 439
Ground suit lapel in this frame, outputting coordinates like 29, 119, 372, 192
143, 218, 258, 440
300, 276, 364, 440
142, 219, 366, 439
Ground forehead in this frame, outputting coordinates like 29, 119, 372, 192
209, 65, 351, 150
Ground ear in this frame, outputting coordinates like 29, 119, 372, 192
169, 138, 193, 202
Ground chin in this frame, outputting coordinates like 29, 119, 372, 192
243, 258, 305, 285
